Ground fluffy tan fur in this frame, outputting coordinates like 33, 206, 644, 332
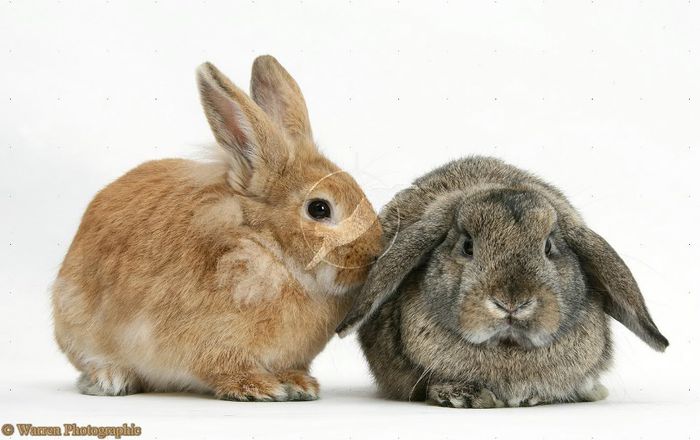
53, 56, 381, 401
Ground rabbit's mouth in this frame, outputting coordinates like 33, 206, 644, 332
467, 323, 555, 350
460, 296, 557, 349
493, 337, 523, 349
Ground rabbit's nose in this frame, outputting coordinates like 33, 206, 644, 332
487, 297, 537, 319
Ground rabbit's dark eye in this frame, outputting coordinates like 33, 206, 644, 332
307, 199, 332, 220
545, 237, 553, 256
462, 233, 474, 257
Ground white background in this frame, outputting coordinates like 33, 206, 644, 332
1, 1, 698, 439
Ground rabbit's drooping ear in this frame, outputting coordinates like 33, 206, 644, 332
336, 194, 460, 337
197, 62, 287, 193
563, 222, 669, 351
250, 55, 313, 146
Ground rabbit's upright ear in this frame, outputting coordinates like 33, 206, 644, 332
197, 62, 287, 194
250, 55, 313, 146
336, 194, 460, 337
562, 219, 669, 351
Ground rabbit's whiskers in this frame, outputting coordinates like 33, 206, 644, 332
408, 356, 442, 402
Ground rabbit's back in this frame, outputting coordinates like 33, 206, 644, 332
54, 159, 234, 325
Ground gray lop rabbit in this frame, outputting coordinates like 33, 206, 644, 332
337, 156, 668, 408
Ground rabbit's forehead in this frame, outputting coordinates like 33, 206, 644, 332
279, 159, 368, 208
458, 189, 557, 235
307, 174, 366, 206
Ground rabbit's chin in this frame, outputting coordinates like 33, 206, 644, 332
461, 325, 556, 350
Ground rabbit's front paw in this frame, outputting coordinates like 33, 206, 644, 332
276, 370, 319, 401
427, 382, 504, 409
210, 371, 289, 402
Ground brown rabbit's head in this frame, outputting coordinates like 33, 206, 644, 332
197, 57, 382, 293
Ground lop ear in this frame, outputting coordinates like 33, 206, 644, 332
562, 220, 669, 351
336, 195, 459, 337
197, 61, 287, 193
250, 55, 313, 145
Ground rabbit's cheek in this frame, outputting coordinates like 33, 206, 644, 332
458, 295, 500, 343
333, 263, 371, 289
531, 293, 562, 335
317, 220, 383, 287
322, 233, 379, 270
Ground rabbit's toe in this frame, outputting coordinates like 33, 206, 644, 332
525, 396, 542, 406
212, 372, 289, 402
428, 382, 504, 409
506, 396, 543, 407
77, 368, 142, 396
276, 370, 319, 401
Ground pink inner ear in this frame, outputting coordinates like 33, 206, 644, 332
211, 87, 251, 148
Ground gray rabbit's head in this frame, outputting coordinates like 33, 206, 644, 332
420, 188, 592, 349
338, 157, 668, 353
